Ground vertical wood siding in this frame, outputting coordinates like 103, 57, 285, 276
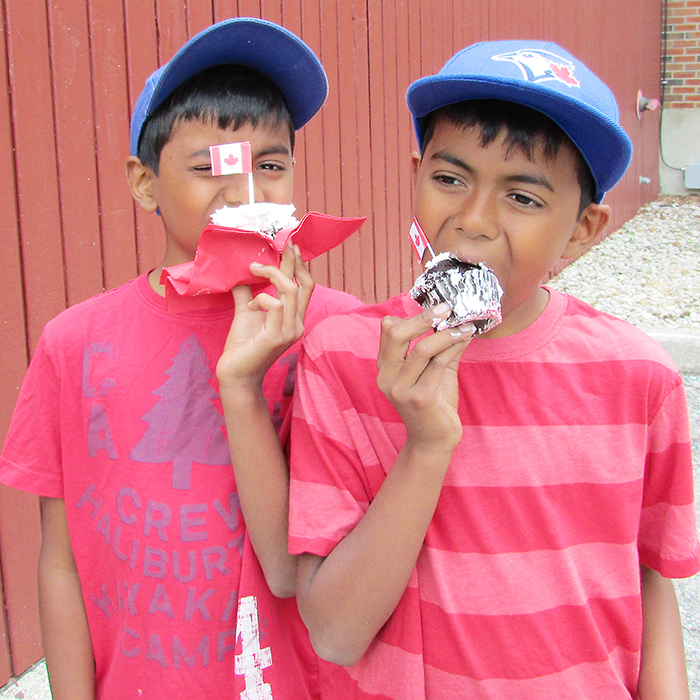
0, 0, 662, 681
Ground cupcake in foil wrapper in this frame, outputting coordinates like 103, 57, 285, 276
410, 252, 503, 333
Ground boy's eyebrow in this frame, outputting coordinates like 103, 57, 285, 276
430, 150, 473, 173
505, 173, 555, 192
188, 143, 292, 159
430, 150, 555, 192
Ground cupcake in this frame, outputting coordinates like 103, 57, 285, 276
210, 202, 298, 239
410, 252, 503, 333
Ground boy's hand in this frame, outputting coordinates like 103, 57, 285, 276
216, 244, 314, 392
376, 303, 474, 452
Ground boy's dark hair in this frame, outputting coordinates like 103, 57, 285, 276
421, 99, 596, 219
138, 65, 296, 173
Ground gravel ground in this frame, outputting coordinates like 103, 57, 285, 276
549, 194, 700, 330
679, 372, 700, 699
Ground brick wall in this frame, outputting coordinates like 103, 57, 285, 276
664, 0, 700, 107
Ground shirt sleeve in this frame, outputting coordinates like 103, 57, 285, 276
0, 330, 65, 497
638, 376, 700, 578
288, 326, 386, 558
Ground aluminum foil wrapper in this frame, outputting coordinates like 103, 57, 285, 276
410, 252, 503, 333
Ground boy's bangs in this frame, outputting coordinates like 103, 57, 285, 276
427, 100, 565, 162
175, 93, 292, 141
424, 100, 595, 217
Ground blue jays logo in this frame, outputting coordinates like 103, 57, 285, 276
493, 49, 580, 88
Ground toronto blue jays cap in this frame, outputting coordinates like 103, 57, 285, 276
406, 40, 632, 202
130, 17, 328, 155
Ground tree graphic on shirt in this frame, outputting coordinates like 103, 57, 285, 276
130, 334, 231, 490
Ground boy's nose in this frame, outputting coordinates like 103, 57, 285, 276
454, 193, 499, 240
221, 174, 261, 206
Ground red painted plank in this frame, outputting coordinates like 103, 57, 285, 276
260, 0, 282, 26
48, 0, 104, 306
237, 0, 262, 18
123, 0, 164, 275
0, 0, 30, 681
366, 2, 389, 302
350, 0, 375, 302
213, 0, 238, 22
156, 0, 189, 64
279, 1, 310, 219
301, 0, 330, 288
333, 0, 363, 299
0, 573, 9, 686
317, 1, 346, 292
88, 0, 138, 291
186, 1, 215, 36
0, 487, 42, 676
5, 0, 66, 352
395, 0, 416, 292
382, 0, 403, 300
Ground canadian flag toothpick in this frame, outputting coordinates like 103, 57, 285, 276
209, 142, 253, 176
409, 218, 434, 261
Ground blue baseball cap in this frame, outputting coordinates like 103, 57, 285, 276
406, 40, 632, 202
130, 17, 328, 155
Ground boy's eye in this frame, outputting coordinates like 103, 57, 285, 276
510, 192, 542, 208
192, 163, 212, 173
257, 161, 286, 172
433, 173, 464, 187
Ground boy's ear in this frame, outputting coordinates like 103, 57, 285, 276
561, 203, 611, 260
411, 151, 422, 183
125, 156, 159, 213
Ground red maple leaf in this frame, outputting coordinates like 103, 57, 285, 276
550, 62, 580, 87
224, 153, 239, 167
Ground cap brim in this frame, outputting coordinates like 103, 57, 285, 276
408, 75, 632, 202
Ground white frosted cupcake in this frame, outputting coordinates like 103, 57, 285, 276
210, 203, 298, 239
410, 252, 503, 334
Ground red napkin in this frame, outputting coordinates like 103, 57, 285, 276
160, 211, 365, 312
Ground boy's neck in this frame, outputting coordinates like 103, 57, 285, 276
478, 287, 550, 339
148, 267, 166, 296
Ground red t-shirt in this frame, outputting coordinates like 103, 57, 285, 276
289, 289, 700, 699
0, 274, 362, 699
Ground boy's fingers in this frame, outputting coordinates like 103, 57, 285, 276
378, 303, 451, 366
403, 330, 472, 395
279, 244, 296, 280
390, 324, 474, 393
246, 285, 302, 345
232, 285, 254, 310
293, 245, 315, 319
248, 260, 299, 295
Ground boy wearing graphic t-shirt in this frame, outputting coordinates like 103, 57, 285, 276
0, 18, 361, 699
288, 41, 700, 699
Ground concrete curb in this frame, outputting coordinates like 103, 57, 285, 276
642, 328, 700, 374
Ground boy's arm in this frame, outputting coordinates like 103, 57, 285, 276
296, 306, 474, 666
38, 496, 95, 700
637, 565, 690, 699
216, 245, 313, 598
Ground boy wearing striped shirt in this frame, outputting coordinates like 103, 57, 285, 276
288, 40, 699, 699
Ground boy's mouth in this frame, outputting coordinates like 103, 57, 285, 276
439, 250, 487, 269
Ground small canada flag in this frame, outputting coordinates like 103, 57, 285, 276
209, 142, 253, 176
409, 218, 431, 260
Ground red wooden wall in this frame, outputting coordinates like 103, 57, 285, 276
0, 0, 662, 683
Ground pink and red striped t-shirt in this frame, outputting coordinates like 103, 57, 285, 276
289, 288, 700, 700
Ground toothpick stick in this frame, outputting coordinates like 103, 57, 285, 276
248, 172, 255, 204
